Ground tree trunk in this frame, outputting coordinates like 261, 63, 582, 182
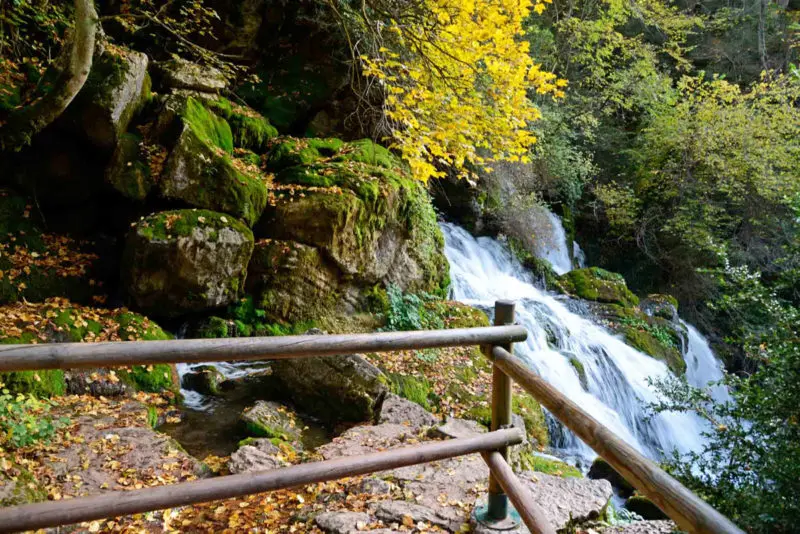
0, 0, 97, 152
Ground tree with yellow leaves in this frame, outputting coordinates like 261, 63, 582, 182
329, 0, 566, 182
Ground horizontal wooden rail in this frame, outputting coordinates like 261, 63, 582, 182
0, 325, 527, 372
0, 428, 524, 533
481, 451, 556, 534
492, 346, 744, 534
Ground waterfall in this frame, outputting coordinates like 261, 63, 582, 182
684, 322, 731, 404
442, 222, 723, 465
534, 210, 573, 275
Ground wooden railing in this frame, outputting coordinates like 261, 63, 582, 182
0, 301, 744, 534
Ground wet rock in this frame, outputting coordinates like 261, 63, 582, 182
427, 417, 486, 439
73, 49, 151, 151
154, 58, 227, 92
519, 471, 613, 529
181, 365, 226, 396
240, 400, 301, 442
625, 495, 669, 520
639, 294, 679, 322
588, 457, 634, 497
314, 511, 372, 534
557, 268, 639, 308
228, 439, 290, 474
376, 393, 439, 429
122, 209, 254, 317
372, 500, 453, 530
271, 352, 387, 425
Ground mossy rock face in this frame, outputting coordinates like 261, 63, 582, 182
181, 365, 226, 396
246, 239, 341, 323
557, 267, 639, 307
259, 137, 448, 295
207, 97, 277, 152
622, 326, 685, 375
160, 122, 267, 226
640, 294, 679, 321
0, 190, 106, 306
518, 452, 583, 479
0, 299, 176, 396
105, 132, 156, 201
625, 495, 669, 520
0, 460, 47, 507
70, 48, 151, 151
566, 353, 588, 390
422, 301, 489, 329
241, 400, 301, 442
122, 209, 254, 317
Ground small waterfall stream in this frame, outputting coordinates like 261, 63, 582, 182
442, 222, 725, 465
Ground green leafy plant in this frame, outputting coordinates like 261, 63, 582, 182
0, 387, 67, 449
381, 284, 444, 332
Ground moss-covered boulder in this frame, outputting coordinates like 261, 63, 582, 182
240, 400, 301, 442
557, 267, 639, 307
181, 365, 227, 396
206, 97, 277, 152
259, 137, 448, 295
158, 97, 268, 226
122, 209, 254, 317
640, 294, 679, 321
0, 299, 176, 396
0, 190, 106, 306
70, 48, 151, 151
0, 459, 47, 507
246, 239, 342, 322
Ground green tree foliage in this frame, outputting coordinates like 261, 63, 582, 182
650, 258, 800, 533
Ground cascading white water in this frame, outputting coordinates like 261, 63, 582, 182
683, 322, 731, 403
534, 211, 574, 275
442, 222, 724, 465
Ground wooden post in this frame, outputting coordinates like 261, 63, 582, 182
487, 300, 516, 521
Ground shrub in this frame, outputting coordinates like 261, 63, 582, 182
0, 388, 67, 449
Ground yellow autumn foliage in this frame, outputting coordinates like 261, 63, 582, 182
357, 0, 566, 182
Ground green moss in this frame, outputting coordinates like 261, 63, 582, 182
136, 209, 252, 242
388, 373, 436, 411
623, 327, 686, 374
267, 137, 345, 171
557, 267, 639, 307
422, 301, 490, 329
514, 395, 550, 448
340, 139, 398, 168
107, 132, 153, 200
183, 97, 234, 153
0, 369, 65, 397
518, 452, 583, 478
568, 356, 588, 389
207, 97, 277, 151
117, 364, 176, 393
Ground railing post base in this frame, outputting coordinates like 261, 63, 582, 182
473, 498, 522, 532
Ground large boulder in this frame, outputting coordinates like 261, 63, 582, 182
105, 132, 157, 201
228, 438, 291, 474
158, 97, 268, 226
152, 58, 227, 93
257, 138, 448, 296
71, 48, 151, 151
516, 471, 613, 529
588, 457, 635, 497
245, 239, 342, 322
240, 400, 301, 442
558, 267, 639, 307
271, 347, 388, 424
122, 209, 254, 316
